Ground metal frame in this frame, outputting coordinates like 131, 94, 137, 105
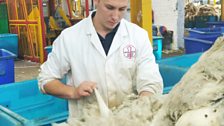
6, 0, 46, 63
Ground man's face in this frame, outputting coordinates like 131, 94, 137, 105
94, 0, 128, 31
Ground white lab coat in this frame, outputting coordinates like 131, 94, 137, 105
38, 12, 163, 119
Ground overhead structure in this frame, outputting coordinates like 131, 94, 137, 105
130, 0, 153, 43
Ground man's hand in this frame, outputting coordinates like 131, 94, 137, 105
139, 91, 154, 97
73, 81, 97, 99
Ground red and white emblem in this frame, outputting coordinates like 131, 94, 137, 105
123, 45, 136, 59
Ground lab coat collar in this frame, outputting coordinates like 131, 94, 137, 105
86, 11, 107, 58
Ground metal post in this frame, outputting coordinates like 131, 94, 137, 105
222, 0, 224, 21
39, 0, 47, 62
130, 0, 152, 43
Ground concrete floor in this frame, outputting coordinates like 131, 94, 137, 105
15, 60, 40, 82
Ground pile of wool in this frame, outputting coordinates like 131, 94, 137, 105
151, 37, 224, 126
185, 3, 220, 21
52, 94, 165, 126
197, 4, 219, 16
185, 3, 198, 20
53, 37, 224, 126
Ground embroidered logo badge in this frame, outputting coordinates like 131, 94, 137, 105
123, 45, 136, 59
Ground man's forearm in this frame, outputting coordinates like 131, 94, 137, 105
43, 80, 76, 99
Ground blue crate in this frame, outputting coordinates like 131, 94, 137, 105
158, 53, 202, 93
184, 37, 214, 54
0, 34, 18, 57
186, 27, 223, 39
0, 49, 16, 85
153, 36, 163, 60
0, 79, 68, 126
206, 21, 224, 28
0, 78, 172, 125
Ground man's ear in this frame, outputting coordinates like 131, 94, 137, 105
93, 0, 99, 5
93, 0, 101, 7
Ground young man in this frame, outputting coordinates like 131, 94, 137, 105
38, 0, 163, 119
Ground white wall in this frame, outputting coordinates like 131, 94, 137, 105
152, 0, 185, 49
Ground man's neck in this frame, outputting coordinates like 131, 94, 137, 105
92, 13, 113, 38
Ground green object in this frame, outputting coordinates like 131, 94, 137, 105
0, 3, 9, 33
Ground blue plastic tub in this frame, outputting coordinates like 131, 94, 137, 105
153, 36, 163, 60
0, 49, 16, 85
0, 34, 18, 57
158, 53, 202, 93
186, 27, 223, 38
0, 79, 68, 126
0, 79, 174, 125
184, 37, 214, 54
206, 21, 224, 28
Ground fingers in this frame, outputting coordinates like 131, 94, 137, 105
75, 81, 97, 99
80, 90, 91, 96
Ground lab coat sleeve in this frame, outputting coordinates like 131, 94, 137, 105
136, 31, 163, 94
38, 31, 70, 93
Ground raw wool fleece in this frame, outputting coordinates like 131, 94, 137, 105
175, 100, 224, 126
68, 95, 163, 126
52, 94, 165, 126
53, 37, 224, 126
151, 37, 224, 126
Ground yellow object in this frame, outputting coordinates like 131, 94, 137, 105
73, 0, 82, 18
28, 7, 45, 63
58, 7, 72, 26
49, 16, 61, 30
130, 0, 153, 44
6, 0, 47, 63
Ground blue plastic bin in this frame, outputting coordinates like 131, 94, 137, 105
186, 27, 223, 38
153, 36, 163, 60
158, 53, 202, 93
0, 49, 16, 85
0, 34, 18, 57
0, 79, 68, 126
206, 21, 224, 28
0, 79, 175, 126
184, 37, 214, 54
